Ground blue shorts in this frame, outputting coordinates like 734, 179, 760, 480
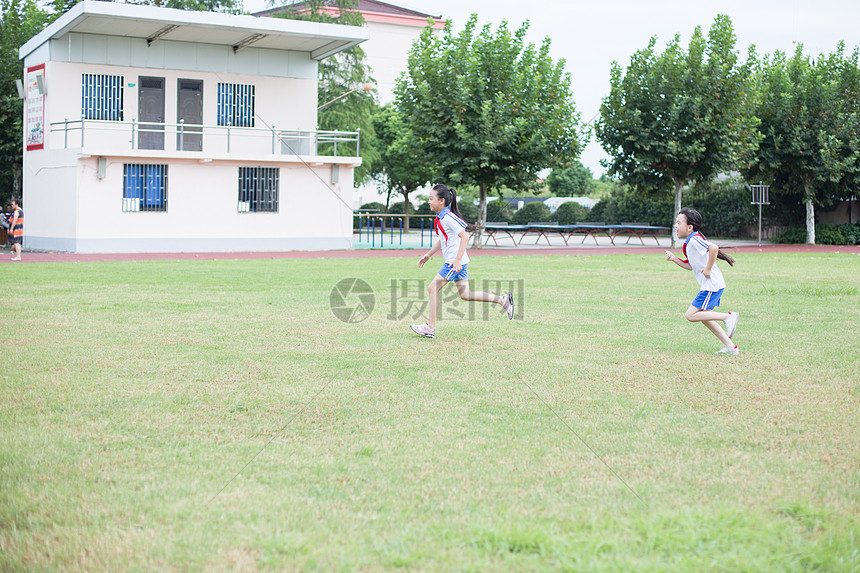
438, 263, 469, 282
692, 289, 724, 310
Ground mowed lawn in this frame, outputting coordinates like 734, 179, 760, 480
1, 252, 858, 572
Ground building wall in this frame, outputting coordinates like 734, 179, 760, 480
26, 153, 355, 253
47, 32, 318, 79
22, 148, 81, 252
361, 20, 428, 103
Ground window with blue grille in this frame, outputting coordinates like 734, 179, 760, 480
238, 167, 279, 213
82, 74, 124, 121
123, 164, 168, 212
217, 83, 255, 127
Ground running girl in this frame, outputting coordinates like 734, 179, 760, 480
665, 207, 740, 354
410, 184, 514, 339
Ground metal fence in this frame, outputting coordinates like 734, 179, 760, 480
49, 118, 360, 158
354, 213, 435, 247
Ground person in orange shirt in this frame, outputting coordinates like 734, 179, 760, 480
9, 198, 23, 261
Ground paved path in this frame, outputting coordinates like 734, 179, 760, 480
2, 240, 857, 263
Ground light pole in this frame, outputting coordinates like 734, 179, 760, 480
317, 83, 373, 111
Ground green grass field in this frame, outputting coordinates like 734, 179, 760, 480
1, 252, 858, 571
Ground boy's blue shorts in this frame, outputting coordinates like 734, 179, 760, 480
692, 289, 724, 310
438, 263, 469, 282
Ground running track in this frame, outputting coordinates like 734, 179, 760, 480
2, 243, 858, 263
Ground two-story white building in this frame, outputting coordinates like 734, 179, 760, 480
19, 0, 368, 253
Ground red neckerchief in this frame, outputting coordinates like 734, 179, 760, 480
433, 215, 448, 242
680, 231, 701, 264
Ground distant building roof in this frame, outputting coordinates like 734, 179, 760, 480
253, 0, 444, 28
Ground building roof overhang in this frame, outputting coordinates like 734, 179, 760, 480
19, 0, 369, 61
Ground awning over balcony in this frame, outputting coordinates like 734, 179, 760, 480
19, 0, 369, 61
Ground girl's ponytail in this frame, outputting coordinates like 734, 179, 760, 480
448, 188, 459, 217
717, 250, 735, 267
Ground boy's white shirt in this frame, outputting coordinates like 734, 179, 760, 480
684, 232, 725, 291
435, 207, 470, 265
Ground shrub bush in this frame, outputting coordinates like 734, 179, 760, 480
358, 201, 385, 213
511, 201, 552, 225
590, 187, 673, 226
389, 200, 424, 215
771, 223, 860, 245
555, 201, 590, 225
590, 181, 757, 236
485, 199, 513, 223
414, 202, 433, 216
457, 200, 479, 224
355, 202, 386, 229
685, 182, 758, 237
841, 223, 860, 245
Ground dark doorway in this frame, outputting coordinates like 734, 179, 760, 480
177, 79, 203, 151
138, 76, 165, 150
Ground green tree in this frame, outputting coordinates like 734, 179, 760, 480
485, 198, 512, 223
745, 44, 859, 243
273, 0, 380, 186
395, 15, 584, 246
511, 201, 550, 225
369, 105, 433, 230
546, 160, 594, 196
0, 0, 53, 207
554, 200, 589, 224
596, 14, 758, 245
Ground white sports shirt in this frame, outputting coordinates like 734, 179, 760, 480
682, 232, 726, 291
434, 207, 470, 265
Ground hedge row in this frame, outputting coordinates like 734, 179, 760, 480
771, 224, 860, 245
361, 186, 857, 243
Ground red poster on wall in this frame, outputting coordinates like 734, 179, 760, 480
26, 63, 45, 151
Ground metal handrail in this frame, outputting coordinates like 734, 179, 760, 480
48, 118, 360, 157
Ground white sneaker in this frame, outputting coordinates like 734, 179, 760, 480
725, 311, 739, 338
410, 323, 435, 339
502, 293, 514, 320
715, 345, 739, 355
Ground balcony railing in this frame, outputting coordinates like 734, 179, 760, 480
48, 118, 360, 159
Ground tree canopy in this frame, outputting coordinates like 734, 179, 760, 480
395, 15, 584, 244
369, 104, 433, 229
744, 44, 860, 243
596, 14, 758, 245
547, 161, 595, 197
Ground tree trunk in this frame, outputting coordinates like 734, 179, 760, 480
671, 176, 683, 248
471, 182, 488, 249
804, 183, 816, 245
403, 192, 410, 232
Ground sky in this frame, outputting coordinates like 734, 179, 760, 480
247, 0, 860, 176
